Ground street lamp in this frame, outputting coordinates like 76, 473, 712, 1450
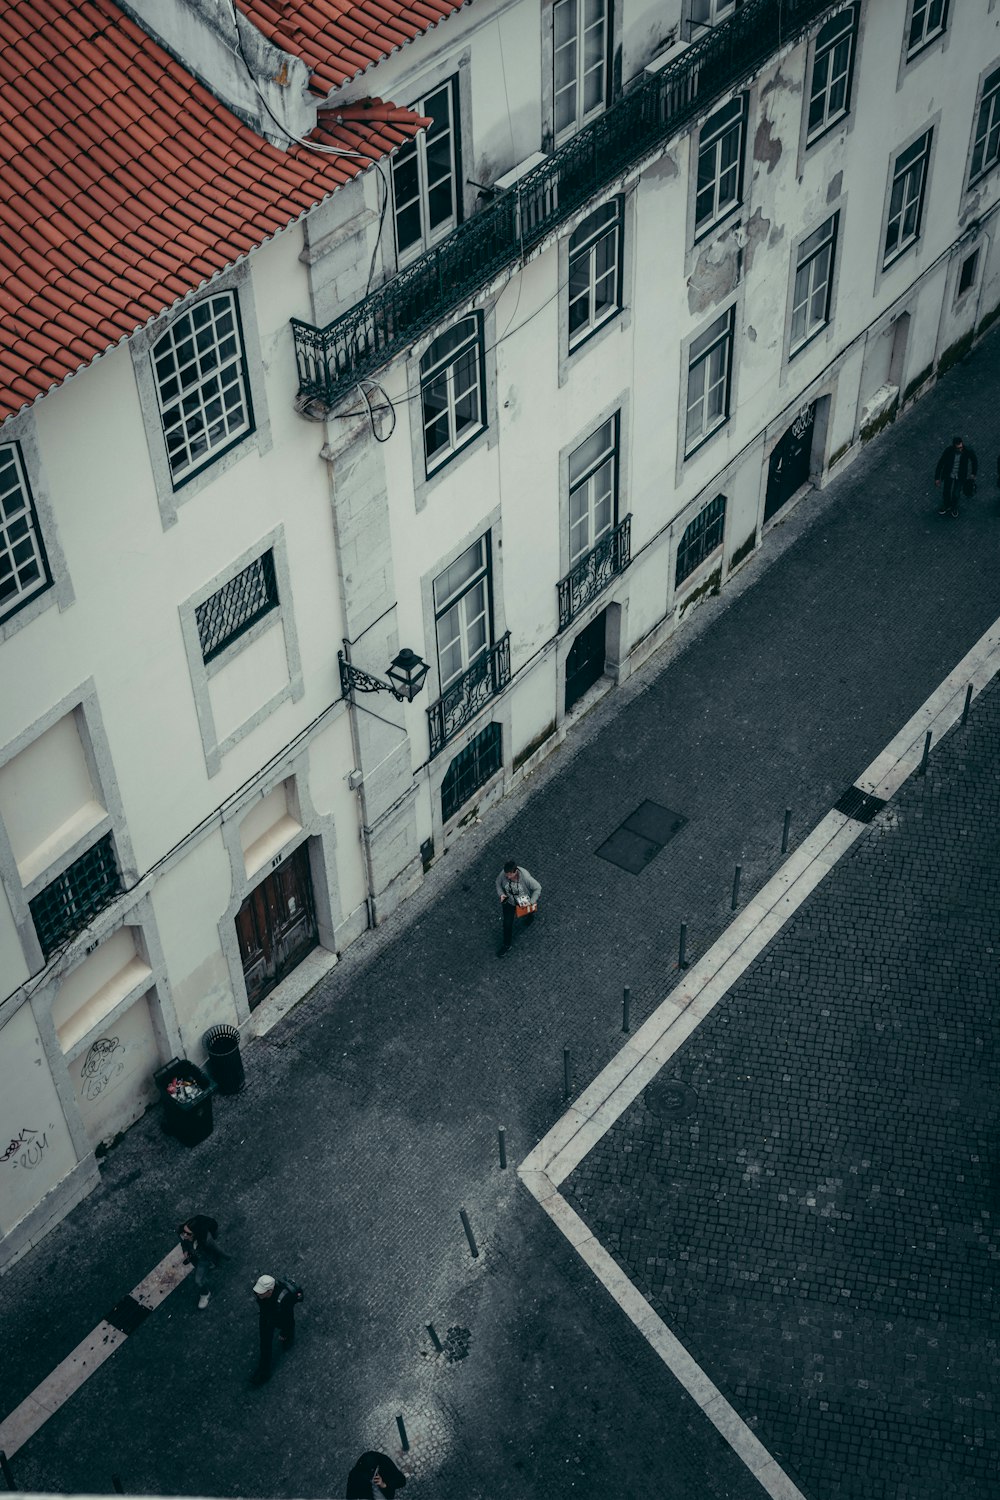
339, 642, 430, 704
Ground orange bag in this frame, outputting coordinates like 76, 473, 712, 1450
515, 902, 538, 918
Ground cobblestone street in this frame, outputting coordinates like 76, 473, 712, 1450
2, 339, 999, 1499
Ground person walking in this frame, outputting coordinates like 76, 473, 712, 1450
251, 1273, 300, 1384
495, 858, 541, 957
178, 1214, 229, 1310
345, 1451, 408, 1498
935, 434, 978, 516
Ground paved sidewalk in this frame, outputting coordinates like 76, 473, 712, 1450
2, 338, 1000, 1500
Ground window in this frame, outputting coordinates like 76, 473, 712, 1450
907, 0, 948, 57
807, 7, 857, 141
676, 495, 726, 587
790, 214, 838, 353
970, 65, 1000, 184
568, 199, 623, 350
392, 79, 460, 262
420, 315, 485, 474
569, 416, 618, 565
695, 96, 746, 235
0, 442, 51, 624
195, 550, 278, 663
689, 0, 740, 28
29, 834, 122, 959
685, 308, 735, 454
434, 536, 492, 692
884, 131, 932, 266
553, 0, 609, 141
151, 291, 252, 486
441, 723, 503, 823
958, 249, 980, 298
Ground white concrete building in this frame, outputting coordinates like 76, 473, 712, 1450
3, 0, 999, 1267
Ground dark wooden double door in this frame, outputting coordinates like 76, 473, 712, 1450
565, 609, 608, 713
236, 843, 318, 1010
764, 403, 816, 522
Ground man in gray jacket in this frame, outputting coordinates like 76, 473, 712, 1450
495, 858, 541, 957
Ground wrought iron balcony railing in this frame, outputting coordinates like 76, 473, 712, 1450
427, 632, 511, 758
292, 0, 837, 408
558, 515, 631, 632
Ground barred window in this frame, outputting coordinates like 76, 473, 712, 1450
151, 291, 252, 485
441, 723, 503, 823
0, 442, 52, 624
29, 834, 121, 959
196, 550, 279, 663
676, 495, 726, 586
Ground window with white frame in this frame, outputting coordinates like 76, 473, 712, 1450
790, 214, 838, 354
434, 536, 492, 692
0, 442, 52, 624
676, 494, 726, 587
568, 199, 623, 350
907, 0, 948, 58
151, 291, 252, 486
685, 308, 735, 454
970, 65, 1000, 185
569, 415, 618, 565
391, 79, 460, 262
553, 0, 610, 141
884, 131, 932, 266
807, 7, 858, 142
689, 0, 741, 30
419, 315, 485, 474
195, 550, 279, 663
695, 96, 746, 235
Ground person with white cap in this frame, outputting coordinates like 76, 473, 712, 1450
251, 1272, 301, 1384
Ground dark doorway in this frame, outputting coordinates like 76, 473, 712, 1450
236, 843, 318, 1010
764, 403, 815, 522
565, 609, 607, 713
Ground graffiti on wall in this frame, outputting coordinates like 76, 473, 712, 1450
0, 1125, 50, 1171
79, 1036, 125, 1101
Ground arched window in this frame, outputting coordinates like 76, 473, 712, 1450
151, 291, 252, 484
676, 494, 726, 587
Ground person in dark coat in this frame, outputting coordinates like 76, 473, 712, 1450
251, 1273, 299, 1383
934, 435, 978, 516
345, 1452, 407, 1498
178, 1214, 229, 1310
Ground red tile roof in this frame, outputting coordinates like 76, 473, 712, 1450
0, 1, 430, 423
236, 0, 471, 95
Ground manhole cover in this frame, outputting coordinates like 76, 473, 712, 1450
596, 801, 687, 874
644, 1079, 698, 1118
104, 1295, 151, 1335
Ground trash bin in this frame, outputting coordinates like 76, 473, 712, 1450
203, 1024, 246, 1095
154, 1058, 216, 1145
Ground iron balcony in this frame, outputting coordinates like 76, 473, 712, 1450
427, 632, 512, 758
291, 0, 837, 409
558, 515, 632, 632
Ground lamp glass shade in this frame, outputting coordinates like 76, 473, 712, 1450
387, 648, 429, 701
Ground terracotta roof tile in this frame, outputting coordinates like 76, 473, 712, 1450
0, 0, 430, 422
236, 0, 471, 94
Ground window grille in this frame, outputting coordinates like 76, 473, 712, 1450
441, 723, 503, 823
196, 550, 279, 663
0, 442, 51, 623
151, 291, 252, 485
676, 495, 727, 586
30, 834, 122, 959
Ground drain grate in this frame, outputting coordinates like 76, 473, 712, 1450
596, 800, 687, 874
834, 786, 887, 823
645, 1079, 699, 1118
104, 1295, 151, 1335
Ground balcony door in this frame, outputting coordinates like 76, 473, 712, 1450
392, 78, 460, 263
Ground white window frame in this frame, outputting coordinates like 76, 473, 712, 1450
568, 198, 623, 351
419, 315, 485, 476
433, 535, 493, 692
695, 95, 746, 238
553, 0, 610, 142
391, 77, 460, 265
969, 64, 1000, 185
790, 214, 839, 355
0, 442, 52, 625
906, 0, 948, 58
568, 415, 619, 565
688, 0, 741, 33
883, 130, 932, 267
806, 6, 858, 143
150, 290, 253, 488
685, 308, 735, 456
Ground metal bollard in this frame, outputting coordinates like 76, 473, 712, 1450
498, 1126, 507, 1170
397, 1414, 410, 1452
781, 807, 792, 854
459, 1207, 479, 1258
111, 1480, 124, 1496
563, 1046, 571, 1099
962, 683, 973, 726
622, 985, 631, 1032
731, 864, 742, 910
678, 922, 689, 970
918, 729, 932, 776
427, 1322, 443, 1353
0, 1452, 15, 1493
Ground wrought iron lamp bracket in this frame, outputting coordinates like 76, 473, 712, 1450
338, 651, 405, 702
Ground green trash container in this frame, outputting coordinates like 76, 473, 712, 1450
154, 1058, 216, 1146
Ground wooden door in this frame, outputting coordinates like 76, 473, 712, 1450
764, 403, 815, 522
235, 843, 318, 1009
565, 609, 608, 713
